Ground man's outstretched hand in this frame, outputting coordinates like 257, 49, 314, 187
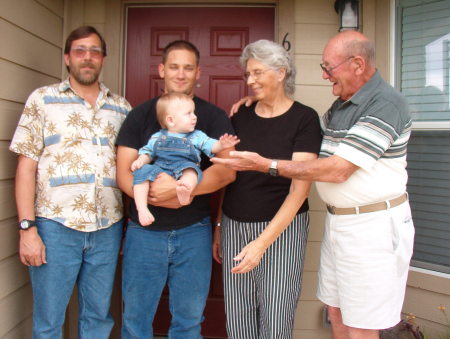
211, 151, 270, 173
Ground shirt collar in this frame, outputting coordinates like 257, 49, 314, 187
58, 78, 111, 97
344, 70, 382, 106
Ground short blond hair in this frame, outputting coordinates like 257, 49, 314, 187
156, 92, 193, 129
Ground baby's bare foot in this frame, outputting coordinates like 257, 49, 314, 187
176, 181, 193, 205
138, 208, 155, 226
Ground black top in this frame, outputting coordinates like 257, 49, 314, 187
222, 101, 322, 222
116, 96, 234, 230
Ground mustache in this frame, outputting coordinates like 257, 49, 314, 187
80, 62, 96, 68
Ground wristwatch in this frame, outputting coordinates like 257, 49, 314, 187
268, 159, 279, 176
19, 219, 37, 230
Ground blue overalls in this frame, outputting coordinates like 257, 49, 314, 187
133, 130, 203, 185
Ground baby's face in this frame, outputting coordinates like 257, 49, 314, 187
167, 98, 197, 134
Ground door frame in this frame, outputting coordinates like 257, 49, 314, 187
102, 0, 295, 96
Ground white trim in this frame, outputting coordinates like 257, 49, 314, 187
409, 266, 450, 280
123, 5, 129, 96
411, 121, 450, 130
390, 0, 396, 86
126, 3, 275, 8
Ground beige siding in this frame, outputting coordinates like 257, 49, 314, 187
6, 1, 446, 339
1, 317, 33, 339
0, 0, 63, 47
402, 270, 450, 337
292, 0, 337, 336
0, 0, 64, 337
0, 101, 23, 141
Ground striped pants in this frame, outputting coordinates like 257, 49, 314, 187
221, 213, 309, 339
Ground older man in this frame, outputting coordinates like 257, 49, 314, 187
10, 26, 131, 338
213, 31, 415, 339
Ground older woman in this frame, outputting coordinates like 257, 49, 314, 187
212, 40, 322, 338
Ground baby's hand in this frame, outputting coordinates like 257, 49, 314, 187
219, 133, 240, 149
131, 158, 144, 171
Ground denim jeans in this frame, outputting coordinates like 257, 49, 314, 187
121, 217, 212, 339
29, 217, 123, 339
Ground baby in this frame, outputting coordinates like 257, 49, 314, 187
131, 92, 239, 226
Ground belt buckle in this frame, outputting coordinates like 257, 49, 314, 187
327, 205, 336, 214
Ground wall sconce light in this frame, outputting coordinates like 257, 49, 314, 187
334, 0, 360, 32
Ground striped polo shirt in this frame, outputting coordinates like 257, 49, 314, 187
315, 71, 412, 207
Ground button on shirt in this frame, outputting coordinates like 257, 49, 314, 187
10, 79, 131, 232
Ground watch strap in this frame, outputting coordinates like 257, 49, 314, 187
19, 219, 37, 230
268, 159, 279, 176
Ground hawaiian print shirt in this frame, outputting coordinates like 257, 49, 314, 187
10, 79, 131, 232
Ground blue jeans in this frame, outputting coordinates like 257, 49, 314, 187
121, 217, 212, 339
29, 217, 123, 339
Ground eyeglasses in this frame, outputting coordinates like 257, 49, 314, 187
320, 56, 354, 77
70, 46, 103, 58
243, 68, 272, 81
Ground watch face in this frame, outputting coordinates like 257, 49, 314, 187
19, 220, 35, 230
20, 220, 30, 229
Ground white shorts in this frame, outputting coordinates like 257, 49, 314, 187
317, 201, 415, 329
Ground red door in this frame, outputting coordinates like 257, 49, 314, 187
125, 6, 274, 338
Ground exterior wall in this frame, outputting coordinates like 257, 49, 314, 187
61, 0, 450, 338
403, 269, 450, 338
292, 0, 337, 337
379, 1, 450, 337
1, 0, 446, 338
387, 0, 450, 333
0, 0, 64, 337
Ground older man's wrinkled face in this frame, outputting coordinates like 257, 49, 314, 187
321, 45, 357, 101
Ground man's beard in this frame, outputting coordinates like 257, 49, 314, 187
70, 62, 100, 86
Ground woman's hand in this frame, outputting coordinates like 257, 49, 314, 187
212, 226, 222, 264
231, 239, 268, 274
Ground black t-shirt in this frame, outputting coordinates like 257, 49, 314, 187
222, 101, 322, 222
116, 96, 234, 230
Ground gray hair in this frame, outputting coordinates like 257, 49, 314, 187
240, 40, 296, 96
343, 39, 375, 68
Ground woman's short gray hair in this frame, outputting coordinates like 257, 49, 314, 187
240, 39, 296, 96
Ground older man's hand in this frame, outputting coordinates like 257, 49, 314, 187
211, 151, 271, 173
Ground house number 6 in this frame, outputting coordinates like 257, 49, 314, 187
282, 33, 291, 51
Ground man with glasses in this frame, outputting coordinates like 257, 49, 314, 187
10, 26, 131, 338
214, 30, 414, 339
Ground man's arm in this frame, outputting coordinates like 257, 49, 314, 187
192, 147, 236, 196
211, 151, 358, 183
116, 145, 138, 198
118, 144, 236, 207
15, 155, 46, 266
117, 145, 182, 208
148, 147, 237, 205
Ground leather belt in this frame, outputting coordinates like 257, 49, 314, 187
326, 193, 408, 215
